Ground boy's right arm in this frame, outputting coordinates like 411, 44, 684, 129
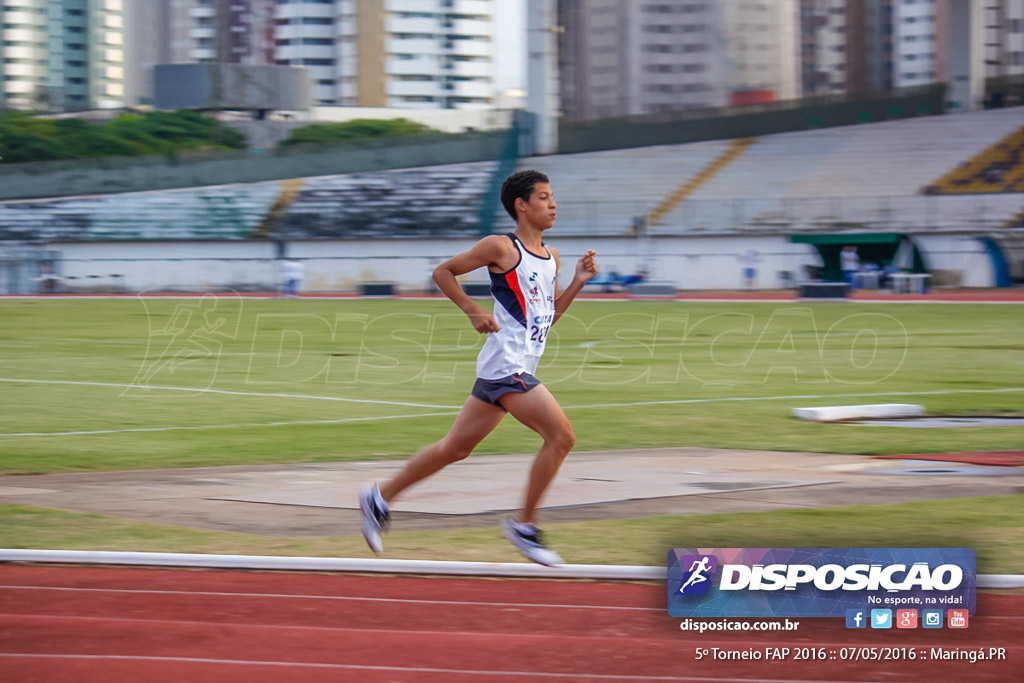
433, 236, 510, 333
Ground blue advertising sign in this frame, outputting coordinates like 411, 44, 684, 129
667, 548, 976, 618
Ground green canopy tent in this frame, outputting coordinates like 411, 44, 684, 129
789, 233, 927, 283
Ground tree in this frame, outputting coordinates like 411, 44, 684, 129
0, 110, 247, 163
280, 118, 441, 146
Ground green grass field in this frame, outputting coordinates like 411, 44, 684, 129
2, 297, 1022, 472
1, 297, 1022, 568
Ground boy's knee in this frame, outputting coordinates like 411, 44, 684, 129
442, 440, 475, 463
449, 448, 473, 463
551, 427, 575, 455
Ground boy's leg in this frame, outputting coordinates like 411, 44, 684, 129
379, 395, 506, 503
498, 384, 575, 526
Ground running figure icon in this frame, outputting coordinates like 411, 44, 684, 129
679, 556, 712, 593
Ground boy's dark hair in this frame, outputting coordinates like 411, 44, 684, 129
500, 170, 550, 221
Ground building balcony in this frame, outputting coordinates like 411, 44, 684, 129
449, 18, 490, 37
2, 63, 39, 78
386, 80, 443, 97
387, 57, 440, 76
447, 59, 491, 78
385, 16, 440, 35
385, 0, 436, 13
452, 0, 491, 17
275, 3, 334, 20
1, 10, 43, 26
2, 80, 35, 94
448, 38, 490, 57
1, 27, 41, 42
2, 46, 40, 60
276, 25, 335, 41
450, 80, 493, 98
387, 37, 442, 55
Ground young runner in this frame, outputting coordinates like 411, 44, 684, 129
359, 169, 598, 565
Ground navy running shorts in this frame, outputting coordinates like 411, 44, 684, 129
471, 372, 541, 408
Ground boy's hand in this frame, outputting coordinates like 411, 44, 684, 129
575, 250, 598, 283
466, 308, 500, 333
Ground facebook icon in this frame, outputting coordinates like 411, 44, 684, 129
845, 609, 867, 629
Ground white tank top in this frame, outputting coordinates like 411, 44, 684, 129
476, 234, 557, 379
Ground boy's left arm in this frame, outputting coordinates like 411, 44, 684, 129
553, 249, 598, 324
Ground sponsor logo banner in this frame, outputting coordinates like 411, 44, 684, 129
667, 548, 975, 618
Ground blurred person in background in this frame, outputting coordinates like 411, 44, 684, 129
841, 246, 860, 289
281, 258, 304, 298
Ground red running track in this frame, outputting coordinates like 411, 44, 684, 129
0, 565, 1020, 683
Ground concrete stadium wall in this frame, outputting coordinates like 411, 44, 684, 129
559, 87, 946, 154
44, 233, 995, 294
0, 132, 507, 202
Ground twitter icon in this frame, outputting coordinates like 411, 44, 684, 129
870, 609, 892, 629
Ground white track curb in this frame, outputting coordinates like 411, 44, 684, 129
1, 549, 1021, 587
0, 549, 660, 580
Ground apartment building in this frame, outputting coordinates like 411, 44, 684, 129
1, 0, 125, 111
985, 0, 1024, 79
331, 0, 495, 109
557, 0, 800, 121
800, 0, 851, 95
152, 0, 495, 108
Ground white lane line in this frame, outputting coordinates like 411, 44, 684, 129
562, 387, 1024, 410
5, 377, 1023, 414
3, 378, 1022, 436
0, 412, 459, 438
0, 378, 462, 410
0, 613, 664, 640
0, 653, 858, 682
8, 586, 1017, 618
0, 585, 658, 612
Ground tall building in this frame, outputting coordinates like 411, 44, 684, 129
892, 0, 937, 87
157, 0, 275, 64
275, 0, 340, 105
799, 0, 850, 96
269, 0, 497, 108
331, 0, 496, 109
721, 0, 800, 104
124, 0, 172, 106
1, 0, 125, 112
557, 0, 800, 121
985, 0, 1024, 79
154, 1, 495, 109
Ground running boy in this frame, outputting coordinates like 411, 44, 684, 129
359, 169, 598, 565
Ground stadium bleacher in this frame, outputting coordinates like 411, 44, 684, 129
275, 162, 496, 239
928, 124, 1024, 194
514, 140, 735, 235
0, 183, 280, 242
1, 107, 1022, 244
647, 107, 1024, 233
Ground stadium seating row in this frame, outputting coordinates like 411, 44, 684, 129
927, 125, 1024, 195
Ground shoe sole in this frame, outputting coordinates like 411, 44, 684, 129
502, 521, 564, 567
359, 486, 383, 555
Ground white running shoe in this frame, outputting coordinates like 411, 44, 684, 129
502, 516, 564, 566
359, 483, 390, 555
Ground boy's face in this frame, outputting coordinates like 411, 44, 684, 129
517, 182, 557, 229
